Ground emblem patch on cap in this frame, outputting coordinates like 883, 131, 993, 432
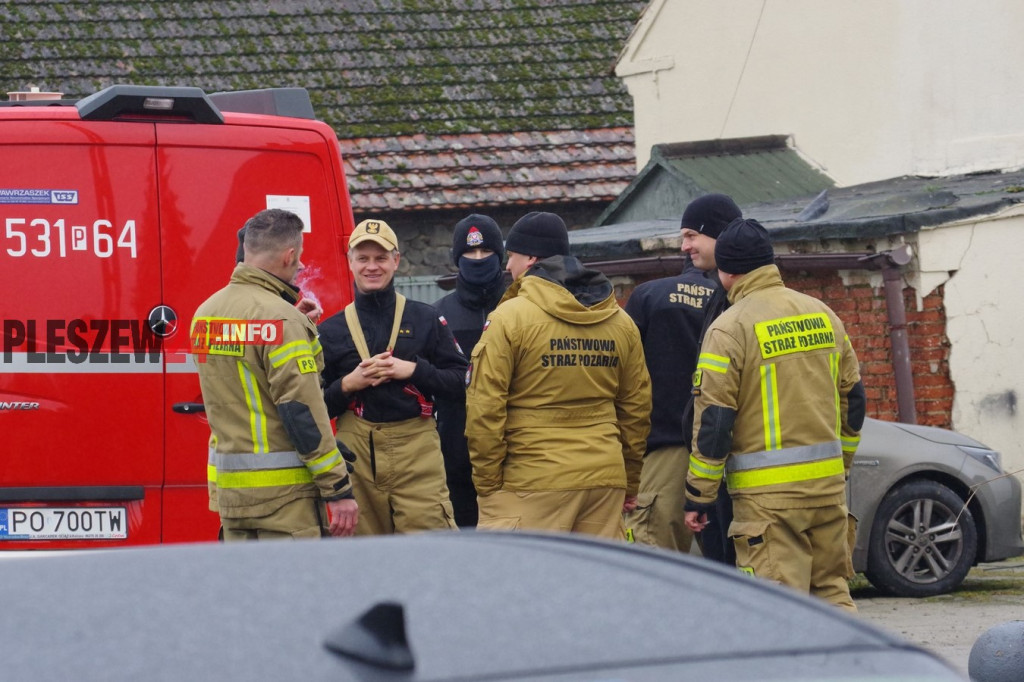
365, 221, 381, 234
466, 226, 484, 247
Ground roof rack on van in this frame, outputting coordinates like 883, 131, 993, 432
76, 85, 225, 124
207, 88, 316, 120
4, 84, 318, 123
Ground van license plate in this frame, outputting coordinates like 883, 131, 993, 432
0, 507, 128, 540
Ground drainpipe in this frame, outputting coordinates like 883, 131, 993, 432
586, 244, 918, 424
783, 246, 915, 424
878, 250, 917, 424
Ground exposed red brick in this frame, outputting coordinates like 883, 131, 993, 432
624, 272, 955, 427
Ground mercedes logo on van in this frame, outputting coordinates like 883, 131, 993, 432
148, 305, 178, 337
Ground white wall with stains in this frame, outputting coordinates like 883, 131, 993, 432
915, 207, 1024, 486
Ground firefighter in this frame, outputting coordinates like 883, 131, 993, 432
318, 219, 465, 535
684, 218, 865, 611
465, 212, 651, 540
193, 208, 359, 540
434, 214, 508, 527
623, 194, 738, 552
204, 226, 326, 529
678, 193, 744, 564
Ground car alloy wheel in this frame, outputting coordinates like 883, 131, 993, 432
864, 480, 978, 597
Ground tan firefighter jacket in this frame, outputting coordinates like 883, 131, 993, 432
685, 265, 863, 511
466, 255, 651, 497
192, 264, 352, 519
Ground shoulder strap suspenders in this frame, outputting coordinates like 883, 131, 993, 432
343, 294, 407, 360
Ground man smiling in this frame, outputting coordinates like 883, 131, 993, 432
318, 219, 466, 535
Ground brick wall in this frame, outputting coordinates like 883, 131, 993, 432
903, 287, 954, 428
784, 271, 953, 428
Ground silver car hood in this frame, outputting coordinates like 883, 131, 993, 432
875, 418, 990, 449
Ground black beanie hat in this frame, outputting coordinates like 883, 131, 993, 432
715, 218, 776, 275
680, 193, 742, 240
505, 212, 570, 259
452, 214, 504, 264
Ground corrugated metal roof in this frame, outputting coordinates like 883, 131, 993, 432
574, 167, 1024, 262
596, 135, 834, 225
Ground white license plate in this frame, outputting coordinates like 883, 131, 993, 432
0, 507, 127, 540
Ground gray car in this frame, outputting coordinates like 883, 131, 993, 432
0, 531, 964, 681
849, 417, 1024, 597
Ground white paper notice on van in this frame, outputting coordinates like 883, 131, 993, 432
266, 195, 311, 232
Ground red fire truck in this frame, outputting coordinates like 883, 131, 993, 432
0, 85, 356, 548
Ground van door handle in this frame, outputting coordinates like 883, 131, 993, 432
172, 402, 206, 414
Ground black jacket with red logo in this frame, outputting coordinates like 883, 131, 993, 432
433, 274, 507, 526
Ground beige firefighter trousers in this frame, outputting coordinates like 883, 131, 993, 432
730, 495, 856, 612
623, 444, 693, 552
337, 413, 457, 535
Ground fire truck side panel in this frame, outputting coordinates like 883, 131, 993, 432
157, 120, 355, 543
0, 92, 358, 550
0, 120, 164, 548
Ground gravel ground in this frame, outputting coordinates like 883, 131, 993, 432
852, 559, 1024, 679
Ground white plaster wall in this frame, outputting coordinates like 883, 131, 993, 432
618, 0, 1024, 186
914, 208, 1024, 484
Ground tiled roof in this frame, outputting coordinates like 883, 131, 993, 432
340, 128, 635, 211
3, 1, 645, 212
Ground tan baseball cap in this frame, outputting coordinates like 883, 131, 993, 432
349, 219, 399, 251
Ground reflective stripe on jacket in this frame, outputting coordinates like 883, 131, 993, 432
686, 265, 861, 510
193, 264, 352, 519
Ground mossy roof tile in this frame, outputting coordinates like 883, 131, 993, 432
3, 0, 644, 210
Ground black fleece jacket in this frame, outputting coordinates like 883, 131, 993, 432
319, 284, 468, 423
625, 260, 717, 451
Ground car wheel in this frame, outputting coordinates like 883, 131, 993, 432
864, 480, 978, 597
